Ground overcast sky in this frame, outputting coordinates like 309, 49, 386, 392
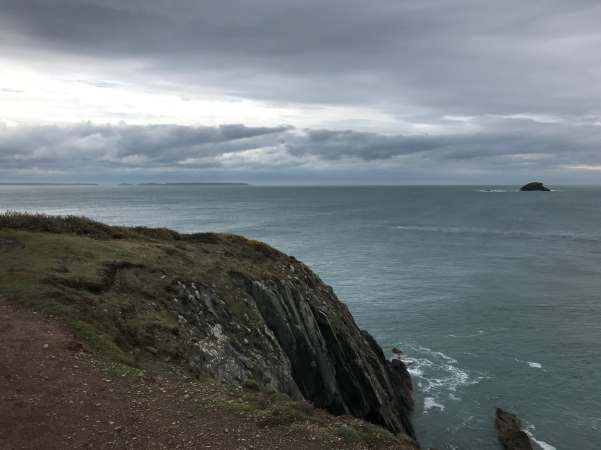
1, 0, 601, 184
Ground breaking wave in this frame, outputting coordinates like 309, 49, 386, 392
525, 425, 557, 450
424, 397, 445, 412
394, 343, 487, 414
515, 357, 544, 369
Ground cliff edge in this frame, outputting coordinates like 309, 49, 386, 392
0, 213, 415, 444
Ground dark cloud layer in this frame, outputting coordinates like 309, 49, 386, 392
3, 0, 601, 115
2, 121, 601, 184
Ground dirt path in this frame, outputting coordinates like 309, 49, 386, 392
0, 299, 383, 450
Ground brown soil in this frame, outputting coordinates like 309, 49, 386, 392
0, 298, 406, 450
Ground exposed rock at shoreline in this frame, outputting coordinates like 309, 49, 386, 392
495, 408, 533, 450
519, 181, 550, 191
0, 213, 415, 440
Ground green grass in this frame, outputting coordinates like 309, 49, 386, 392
98, 361, 146, 379
333, 422, 392, 447
0, 223, 178, 368
68, 319, 133, 364
0, 213, 278, 370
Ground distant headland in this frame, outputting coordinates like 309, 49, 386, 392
135, 182, 249, 186
0, 182, 98, 186
0, 182, 249, 186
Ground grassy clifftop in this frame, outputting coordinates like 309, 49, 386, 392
0, 212, 289, 365
0, 213, 417, 449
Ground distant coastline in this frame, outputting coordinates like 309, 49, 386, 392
0, 182, 249, 186
0, 183, 99, 186
135, 182, 249, 186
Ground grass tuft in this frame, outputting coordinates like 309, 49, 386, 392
68, 319, 133, 365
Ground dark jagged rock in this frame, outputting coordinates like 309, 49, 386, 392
495, 408, 533, 450
520, 182, 550, 191
174, 268, 415, 438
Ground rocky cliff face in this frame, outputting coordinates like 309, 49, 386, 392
0, 214, 415, 440
171, 257, 414, 437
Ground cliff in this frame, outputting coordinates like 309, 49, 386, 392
0, 213, 416, 446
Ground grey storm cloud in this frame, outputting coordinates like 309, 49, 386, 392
0, 123, 291, 170
2, 0, 601, 115
2, 120, 601, 182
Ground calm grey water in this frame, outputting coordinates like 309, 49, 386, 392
2, 185, 600, 449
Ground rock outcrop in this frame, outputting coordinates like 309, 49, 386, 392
519, 182, 550, 191
495, 408, 533, 450
0, 213, 415, 440
173, 264, 415, 438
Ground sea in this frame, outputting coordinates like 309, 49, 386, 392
2, 184, 600, 449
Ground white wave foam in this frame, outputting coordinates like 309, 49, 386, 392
407, 365, 424, 377
396, 343, 486, 416
524, 427, 556, 450
449, 330, 485, 338
475, 189, 513, 193
424, 397, 445, 412
404, 344, 480, 393
515, 358, 543, 369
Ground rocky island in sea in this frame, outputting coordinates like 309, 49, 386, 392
519, 181, 551, 191
136, 182, 249, 186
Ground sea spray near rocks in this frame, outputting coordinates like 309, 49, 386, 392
424, 397, 445, 413
394, 343, 487, 415
524, 426, 556, 450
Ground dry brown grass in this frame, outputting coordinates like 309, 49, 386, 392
0, 211, 181, 241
